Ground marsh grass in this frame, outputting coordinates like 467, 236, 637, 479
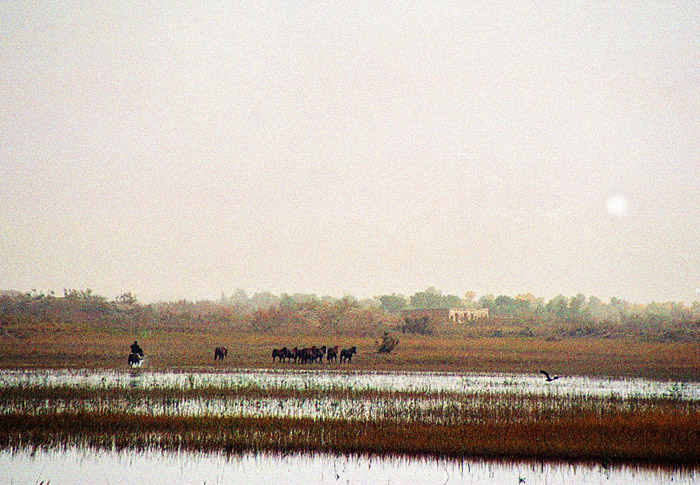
1, 381, 699, 464
2, 405, 698, 464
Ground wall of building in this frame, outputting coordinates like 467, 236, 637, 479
448, 308, 489, 322
401, 308, 489, 324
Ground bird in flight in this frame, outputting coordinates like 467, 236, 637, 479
540, 370, 560, 382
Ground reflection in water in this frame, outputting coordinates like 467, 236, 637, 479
2, 368, 700, 400
128, 369, 143, 389
3, 369, 698, 424
0, 448, 698, 485
1, 447, 696, 485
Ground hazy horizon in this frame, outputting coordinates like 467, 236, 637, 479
2, 284, 700, 307
2, 3, 699, 305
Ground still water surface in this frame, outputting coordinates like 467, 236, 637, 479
2, 368, 699, 400
1, 447, 696, 485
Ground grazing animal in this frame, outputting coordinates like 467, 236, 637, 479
326, 346, 339, 363
128, 352, 142, 368
339, 346, 357, 363
297, 346, 323, 364
308, 346, 320, 364
214, 346, 228, 361
296, 348, 309, 364
272, 347, 288, 363
540, 370, 560, 382
287, 347, 298, 363
315, 346, 327, 364
298, 347, 316, 364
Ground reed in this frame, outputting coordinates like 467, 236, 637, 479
1, 382, 699, 464
1, 407, 698, 464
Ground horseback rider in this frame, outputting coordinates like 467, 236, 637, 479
130, 340, 144, 357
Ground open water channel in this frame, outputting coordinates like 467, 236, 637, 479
1, 368, 698, 483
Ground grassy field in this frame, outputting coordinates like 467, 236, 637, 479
1, 322, 699, 380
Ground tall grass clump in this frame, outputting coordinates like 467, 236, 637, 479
376, 331, 400, 353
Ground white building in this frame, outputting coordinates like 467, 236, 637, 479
448, 308, 489, 323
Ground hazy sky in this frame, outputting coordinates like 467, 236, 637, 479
2, 2, 699, 304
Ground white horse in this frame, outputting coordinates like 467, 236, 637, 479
128, 353, 143, 368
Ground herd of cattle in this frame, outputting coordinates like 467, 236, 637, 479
271, 345, 357, 364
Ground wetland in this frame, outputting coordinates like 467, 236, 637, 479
1, 319, 700, 481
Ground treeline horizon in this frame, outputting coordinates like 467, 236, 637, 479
2, 286, 700, 342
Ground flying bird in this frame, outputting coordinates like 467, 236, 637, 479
540, 370, 560, 382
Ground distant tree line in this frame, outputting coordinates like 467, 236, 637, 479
1, 287, 699, 341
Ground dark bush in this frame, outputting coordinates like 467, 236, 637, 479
398, 317, 434, 335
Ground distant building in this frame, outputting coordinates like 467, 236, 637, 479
401, 307, 489, 324
448, 308, 489, 322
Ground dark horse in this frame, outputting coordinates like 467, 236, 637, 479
127, 352, 142, 367
214, 346, 228, 361
314, 346, 327, 364
297, 346, 326, 364
272, 347, 288, 363
326, 346, 339, 363
296, 347, 313, 364
339, 346, 357, 363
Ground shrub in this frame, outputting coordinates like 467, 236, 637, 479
376, 331, 400, 353
398, 317, 434, 335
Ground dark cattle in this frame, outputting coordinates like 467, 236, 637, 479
128, 352, 142, 368
339, 346, 357, 363
214, 346, 228, 361
326, 346, 339, 363
272, 347, 288, 363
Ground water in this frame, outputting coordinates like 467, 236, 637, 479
2, 369, 698, 483
2, 368, 698, 400
1, 447, 695, 485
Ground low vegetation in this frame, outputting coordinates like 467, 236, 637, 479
376, 330, 400, 353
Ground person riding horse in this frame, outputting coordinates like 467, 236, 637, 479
128, 340, 145, 367
130, 341, 144, 356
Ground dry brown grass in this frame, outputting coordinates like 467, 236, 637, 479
2, 404, 698, 464
1, 322, 699, 379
